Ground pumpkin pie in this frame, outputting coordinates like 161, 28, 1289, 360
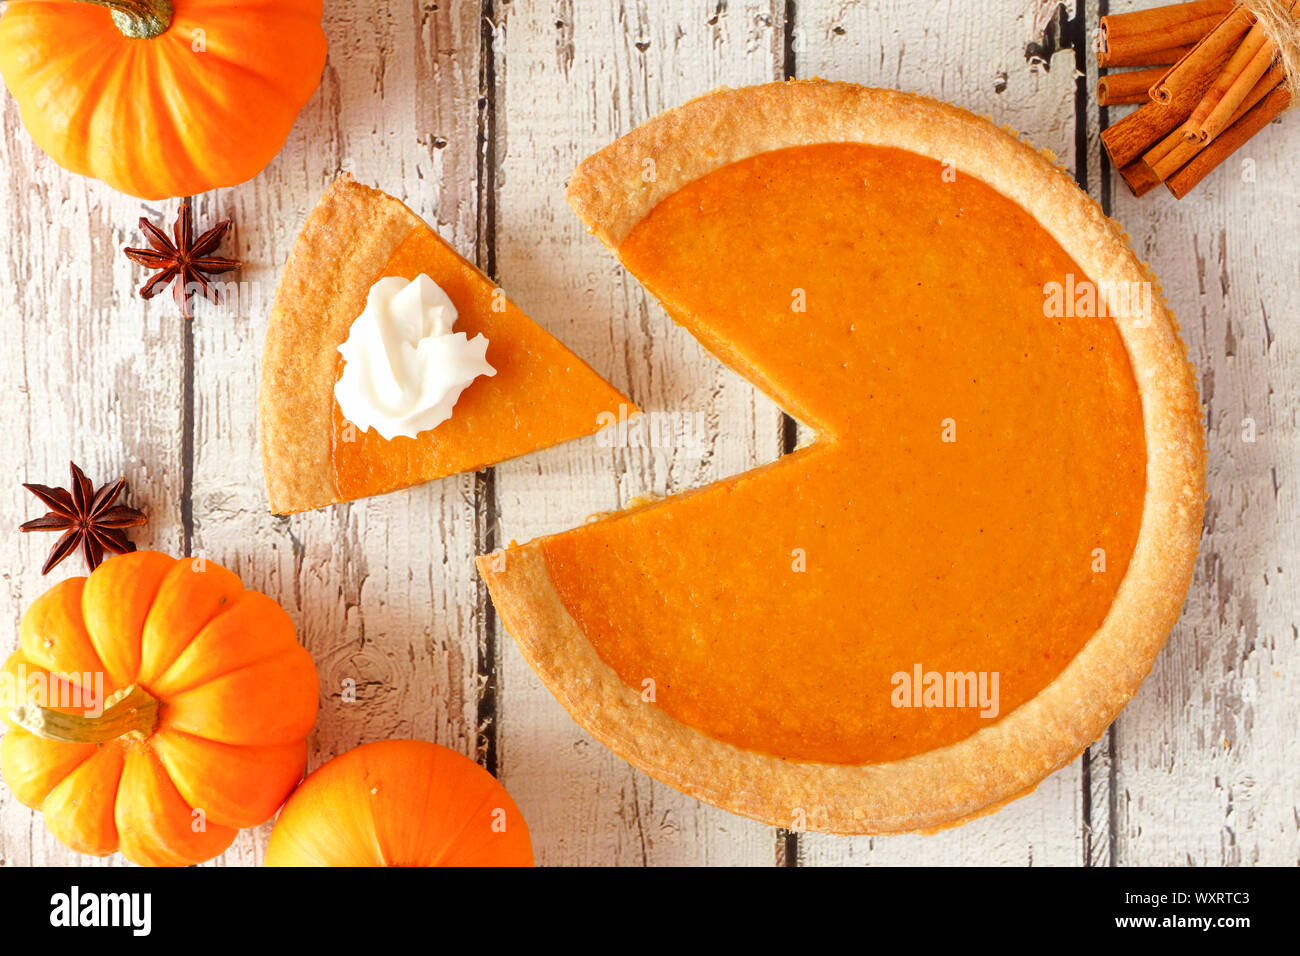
478, 82, 1206, 834
260, 175, 633, 514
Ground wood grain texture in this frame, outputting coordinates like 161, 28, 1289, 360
1098, 0, 1300, 868
0, 0, 1295, 867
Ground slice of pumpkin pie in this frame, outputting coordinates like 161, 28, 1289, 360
260, 175, 632, 514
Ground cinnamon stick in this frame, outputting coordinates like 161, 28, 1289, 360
1102, 43, 1197, 68
1102, 2, 1249, 171
1099, 66, 1173, 105
1185, 20, 1274, 140
1101, 38, 1233, 168
1100, 0, 1299, 199
1166, 84, 1292, 197
1145, 124, 1195, 180
1099, 0, 1235, 66
1151, 6, 1254, 104
1195, 39, 1278, 141
1146, 62, 1286, 181
1102, 102, 1180, 169
1119, 160, 1164, 196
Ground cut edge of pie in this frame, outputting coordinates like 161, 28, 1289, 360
260, 174, 635, 515
478, 81, 1206, 834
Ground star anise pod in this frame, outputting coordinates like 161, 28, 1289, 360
124, 202, 241, 318
20, 462, 148, 575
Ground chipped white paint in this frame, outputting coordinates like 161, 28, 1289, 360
0, 0, 1296, 867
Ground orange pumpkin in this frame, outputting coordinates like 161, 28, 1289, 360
0, 551, 318, 865
265, 740, 534, 866
0, 0, 327, 199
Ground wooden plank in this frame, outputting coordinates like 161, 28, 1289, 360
801, 771, 1087, 866
794, 0, 1088, 866
1080, 0, 1116, 869
0, 99, 186, 863
490, 0, 790, 866
1098, 0, 1300, 868
186, 1, 489, 865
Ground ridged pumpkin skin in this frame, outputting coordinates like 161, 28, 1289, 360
0, 1, 327, 199
0, 551, 319, 866
265, 740, 535, 867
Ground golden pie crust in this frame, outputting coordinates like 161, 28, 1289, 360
261, 175, 414, 513
478, 81, 1206, 834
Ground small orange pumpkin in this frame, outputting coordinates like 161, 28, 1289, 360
265, 740, 535, 867
0, 551, 318, 865
0, 0, 327, 199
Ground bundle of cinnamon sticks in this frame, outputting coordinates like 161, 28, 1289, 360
1098, 0, 1296, 198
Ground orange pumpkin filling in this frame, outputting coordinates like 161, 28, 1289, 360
540, 143, 1147, 765
330, 227, 622, 500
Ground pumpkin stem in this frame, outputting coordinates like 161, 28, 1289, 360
79, 0, 175, 40
9, 683, 159, 744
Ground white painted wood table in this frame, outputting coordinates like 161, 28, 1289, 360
1, 0, 1297, 867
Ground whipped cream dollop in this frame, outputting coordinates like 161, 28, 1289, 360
334, 274, 495, 441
